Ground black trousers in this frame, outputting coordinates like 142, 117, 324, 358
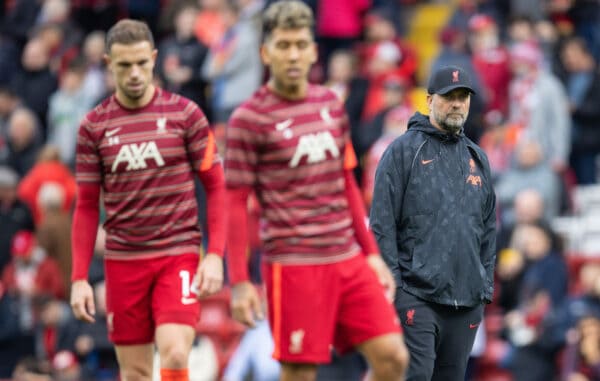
395, 288, 484, 381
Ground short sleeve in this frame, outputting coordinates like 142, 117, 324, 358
75, 117, 102, 185
225, 108, 260, 188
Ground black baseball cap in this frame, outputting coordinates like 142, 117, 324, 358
427, 66, 475, 95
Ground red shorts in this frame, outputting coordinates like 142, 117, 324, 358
104, 253, 200, 345
263, 254, 401, 363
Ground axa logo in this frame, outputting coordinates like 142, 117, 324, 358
111, 141, 165, 172
289, 131, 339, 168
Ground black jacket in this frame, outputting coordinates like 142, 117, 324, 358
370, 112, 496, 307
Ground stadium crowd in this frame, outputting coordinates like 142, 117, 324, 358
1, 0, 600, 380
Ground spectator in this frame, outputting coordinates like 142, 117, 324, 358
17, 145, 76, 225
194, 0, 227, 48
503, 220, 568, 380
71, 0, 121, 35
354, 74, 411, 163
362, 101, 411, 209
358, 11, 418, 120
47, 58, 96, 167
558, 36, 600, 184
157, 2, 211, 119
202, 0, 262, 123
316, 0, 370, 69
35, 181, 73, 298
1, 0, 42, 46
508, 40, 571, 173
35, 298, 77, 362
80, 31, 108, 107
2, 230, 66, 303
324, 49, 368, 141
0, 166, 34, 273
3, 107, 43, 177
563, 315, 600, 381
554, 263, 600, 380
468, 13, 512, 120
495, 139, 562, 224
10, 38, 58, 135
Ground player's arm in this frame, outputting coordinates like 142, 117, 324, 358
227, 186, 263, 327
224, 108, 263, 328
190, 122, 225, 298
70, 117, 102, 324
183, 104, 226, 297
196, 158, 226, 298
71, 182, 100, 323
343, 142, 396, 302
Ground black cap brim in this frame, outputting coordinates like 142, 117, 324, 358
434, 84, 476, 95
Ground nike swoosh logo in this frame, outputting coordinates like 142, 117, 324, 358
421, 159, 434, 165
181, 297, 198, 305
276, 118, 293, 130
106, 128, 121, 137
469, 323, 479, 329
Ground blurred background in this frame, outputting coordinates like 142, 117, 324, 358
1, 0, 600, 380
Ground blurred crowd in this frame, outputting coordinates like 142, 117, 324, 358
1, 0, 600, 380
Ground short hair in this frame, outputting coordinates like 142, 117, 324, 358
262, 0, 314, 41
105, 19, 154, 53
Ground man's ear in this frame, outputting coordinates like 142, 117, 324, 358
260, 43, 270, 66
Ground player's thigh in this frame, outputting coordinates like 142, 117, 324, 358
105, 258, 156, 345
114, 343, 154, 380
151, 253, 201, 328
263, 261, 340, 364
334, 255, 401, 353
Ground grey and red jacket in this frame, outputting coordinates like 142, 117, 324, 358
370, 112, 496, 308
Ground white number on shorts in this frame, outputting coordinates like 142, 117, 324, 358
179, 270, 199, 298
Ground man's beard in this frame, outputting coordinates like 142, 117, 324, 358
434, 111, 467, 135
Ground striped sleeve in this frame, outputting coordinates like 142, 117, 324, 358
75, 116, 102, 185
225, 108, 260, 188
184, 102, 220, 172
341, 114, 357, 170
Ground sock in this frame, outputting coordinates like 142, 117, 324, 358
160, 368, 189, 381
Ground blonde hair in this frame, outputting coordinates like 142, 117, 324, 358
262, 0, 314, 41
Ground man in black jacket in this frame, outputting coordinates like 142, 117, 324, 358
370, 66, 496, 381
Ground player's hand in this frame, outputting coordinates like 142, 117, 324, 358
367, 254, 396, 303
231, 281, 263, 328
70, 280, 96, 323
195, 253, 224, 298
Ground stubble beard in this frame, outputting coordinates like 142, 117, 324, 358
274, 77, 300, 98
434, 110, 467, 135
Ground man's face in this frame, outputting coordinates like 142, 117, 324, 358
261, 27, 317, 95
428, 88, 470, 134
105, 41, 156, 105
